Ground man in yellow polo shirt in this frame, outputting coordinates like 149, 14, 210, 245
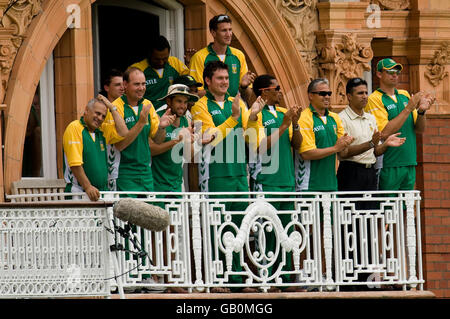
365, 58, 434, 191
105, 67, 175, 193
296, 78, 354, 192
131, 35, 189, 110
63, 95, 127, 201
189, 14, 256, 103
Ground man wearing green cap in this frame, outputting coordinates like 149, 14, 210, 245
365, 58, 434, 191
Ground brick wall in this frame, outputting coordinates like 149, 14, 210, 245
417, 115, 450, 298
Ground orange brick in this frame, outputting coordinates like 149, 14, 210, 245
427, 271, 444, 280
424, 199, 441, 208
426, 235, 442, 244
423, 145, 440, 154
441, 199, 450, 208
426, 181, 441, 189
439, 127, 450, 135
431, 136, 450, 145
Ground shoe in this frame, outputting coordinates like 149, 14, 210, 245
211, 287, 231, 293
267, 287, 282, 293
165, 287, 189, 294
139, 277, 165, 293
282, 286, 307, 292
238, 287, 259, 293
123, 285, 142, 293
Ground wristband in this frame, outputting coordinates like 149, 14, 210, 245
111, 106, 117, 112
293, 124, 300, 131
368, 141, 375, 149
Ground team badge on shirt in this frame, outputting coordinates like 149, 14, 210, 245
232, 64, 237, 74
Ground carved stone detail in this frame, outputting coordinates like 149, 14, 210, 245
1, 0, 42, 38
317, 33, 373, 106
425, 42, 449, 87
0, 29, 16, 100
274, 0, 320, 79
0, 0, 42, 101
371, 0, 410, 10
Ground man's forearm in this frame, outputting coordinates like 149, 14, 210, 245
258, 124, 289, 154
110, 109, 128, 137
152, 127, 167, 144
70, 165, 92, 191
114, 121, 146, 151
301, 146, 338, 161
381, 108, 412, 140
150, 138, 179, 156
291, 126, 302, 151
239, 86, 254, 105
341, 141, 373, 159
414, 113, 426, 134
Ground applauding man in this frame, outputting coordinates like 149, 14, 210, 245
296, 78, 353, 192
63, 95, 127, 201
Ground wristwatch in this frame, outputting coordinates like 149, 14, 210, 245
111, 106, 117, 112
293, 124, 300, 131
418, 109, 426, 115
368, 141, 375, 149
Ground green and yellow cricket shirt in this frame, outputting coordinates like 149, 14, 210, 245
105, 95, 160, 189
246, 105, 295, 190
151, 110, 189, 192
189, 43, 248, 97
295, 105, 345, 191
131, 56, 189, 109
63, 117, 123, 192
191, 91, 249, 191
365, 88, 418, 168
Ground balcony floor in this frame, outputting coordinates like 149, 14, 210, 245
109, 290, 435, 299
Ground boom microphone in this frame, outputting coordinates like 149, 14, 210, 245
113, 198, 170, 232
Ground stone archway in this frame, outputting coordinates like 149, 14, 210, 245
3, 0, 93, 194
2, 0, 312, 196
209, 0, 311, 107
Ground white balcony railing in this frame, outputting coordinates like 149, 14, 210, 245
1, 191, 424, 298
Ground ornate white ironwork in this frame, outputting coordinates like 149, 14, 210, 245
2, 190, 424, 297
0, 207, 110, 298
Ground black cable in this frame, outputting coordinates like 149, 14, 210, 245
103, 221, 155, 282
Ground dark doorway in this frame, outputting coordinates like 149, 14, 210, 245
95, 4, 160, 92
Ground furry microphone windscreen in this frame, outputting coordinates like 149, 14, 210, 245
113, 198, 170, 232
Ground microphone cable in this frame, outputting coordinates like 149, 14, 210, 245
102, 219, 156, 282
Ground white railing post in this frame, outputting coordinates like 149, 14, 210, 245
190, 194, 204, 290
321, 193, 334, 290
405, 192, 418, 287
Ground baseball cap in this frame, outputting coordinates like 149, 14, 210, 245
376, 58, 403, 72
158, 84, 199, 102
173, 75, 202, 88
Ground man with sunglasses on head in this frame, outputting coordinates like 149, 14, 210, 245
189, 14, 256, 104
365, 58, 434, 191
296, 78, 354, 192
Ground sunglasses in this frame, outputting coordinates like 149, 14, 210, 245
349, 78, 364, 85
311, 91, 332, 97
261, 85, 281, 92
217, 15, 230, 22
384, 69, 401, 75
